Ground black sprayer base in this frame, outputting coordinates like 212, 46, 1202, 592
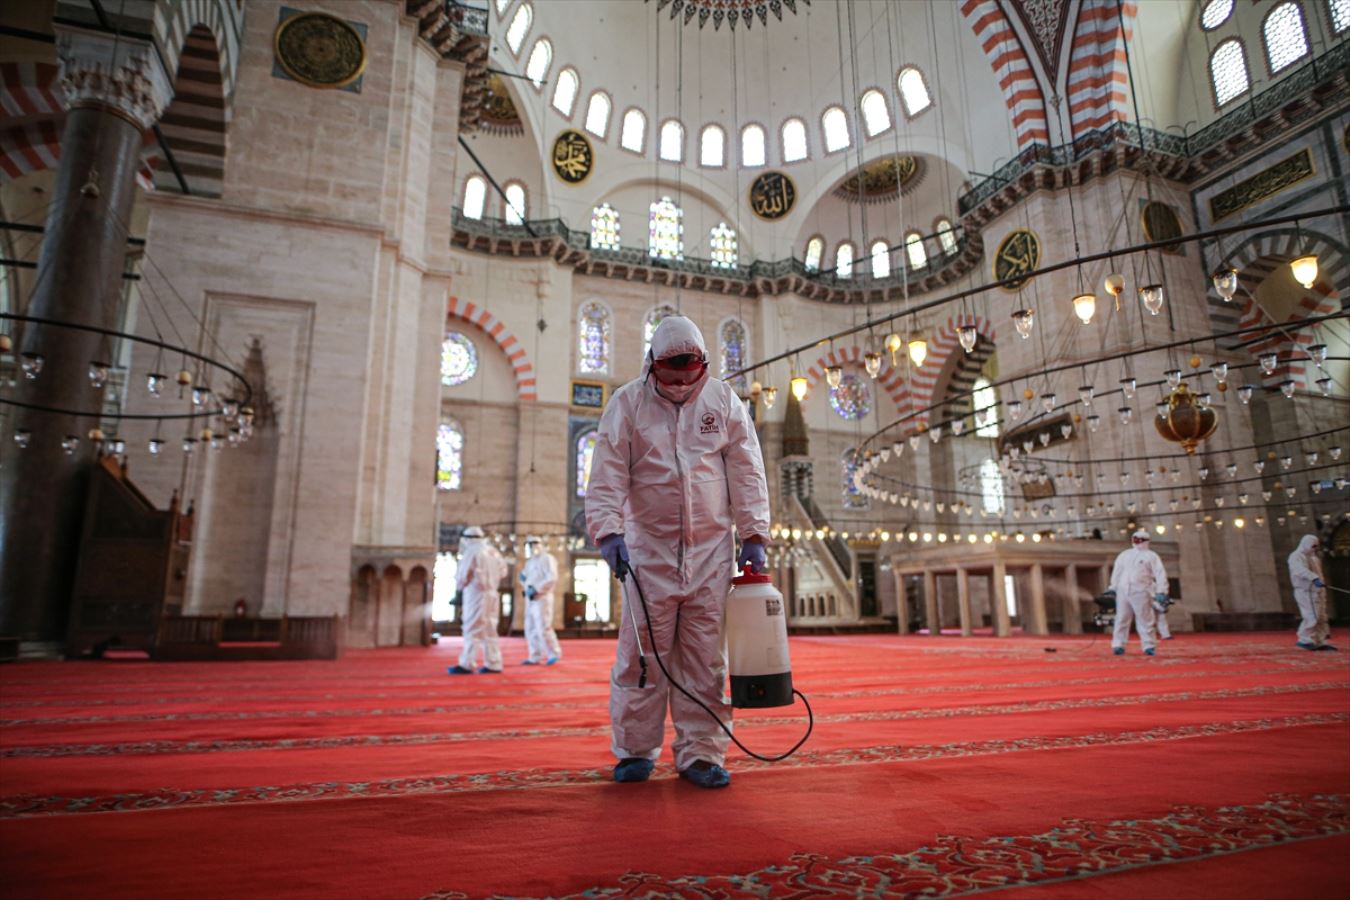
730, 672, 794, 709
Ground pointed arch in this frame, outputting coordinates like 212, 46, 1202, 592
909, 315, 999, 425
446, 295, 537, 400
803, 345, 912, 413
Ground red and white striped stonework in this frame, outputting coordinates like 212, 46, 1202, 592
960, 0, 1050, 150
1065, 0, 1136, 140
447, 295, 538, 401
805, 345, 914, 418
909, 314, 998, 419
0, 62, 63, 121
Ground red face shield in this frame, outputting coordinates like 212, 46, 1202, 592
1132, 537, 1149, 546
651, 352, 708, 386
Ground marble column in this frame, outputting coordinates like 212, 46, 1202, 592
956, 567, 973, 636
992, 561, 1011, 637
0, 31, 172, 645
1027, 563, 1049, 635
923, 569, 939, 636
893, 566, 909, 635
1063, 564, 1083, 634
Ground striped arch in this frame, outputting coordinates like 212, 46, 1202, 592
1216, 232, 1345, 391
1065, 0, 1137, 139
960, 0, 1050, 150
804, 346, 912, 415
447, 295, 538, 401
154, 24, 229, 196
153, 0, 243, 104
911, 315, 998, 422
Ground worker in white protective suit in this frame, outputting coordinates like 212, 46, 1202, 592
1289, 535, 1336, 651
586, 315, 771, 789
519, 535, 562, 665
1109, 529, 1169, 656
448, 526, 507, 674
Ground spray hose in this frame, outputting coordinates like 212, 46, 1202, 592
617, 560, 813, 763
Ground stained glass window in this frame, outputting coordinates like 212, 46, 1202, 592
936, 218, 959, 256
437, 420, 465, 491
575, 430, 597, 497
710, 223, 737, 269
782, 118, 808, 162
700, 124, 725, 167
585, 91, 611, 137
1263, 3, 1309, 73
870, 240, 891, 279
835, 243, 854, 278
1200, 0, 1232, 29
648, 197, 683, 261
860, 89, 891, 136
905, 232, 928, 270
719, 318, 748, 391
643, 304, 679, 360
441, 332, 478, 386
552, 67, 578, 116
577, 301, 612, 375
1333, 0, 1350, 34
590, 203, 620, 250
741, 124, 766, 167
525, 38, 552, 88
1210, 40, 1249, 105
804, 236, 823, 272
659, 120, 684, 162
505, 3, 532, 53
973, 377, 999, 438
504, 182, 526, 225
621, 109, 646, 152
462, 175, 486, 220
842, 449, 869, 509
829, 373, 873, 421
980, 458, 1004, 514
822, 106, 850, 152
898, 67, 932, 116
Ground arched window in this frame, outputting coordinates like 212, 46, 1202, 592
936, 218, 959, 256
441, 332, 479, 386
719, 317, 748, 391
905, 232, 928, 270
835, 242, 855, 278
898, 66, 932, 116
980, 458, 1004, 514
621, 108, 646, 152
575, 430, 598, 497
577, 301, 612, 374
710, 223, 738, 269
860, 89, 891, 136
781, 118, 808, 162
437, 419, 465, 491
503, 182, 527, 225
642, 304, 679, 360
973, 376, 999, 438
552, 67, 579, 116
830, 374, 873, 421
1210, 39, 1250, 105
870, 240, 891, 279
1263, 3, 1309, 73
804, 236, 824, 272
821, 106, 850, 152
505, 3, 532, 54
590, 203, 620, 250
659, 120, 684, 162
462, 175, 486, 220
842, 449, 869, 510
700, 124, 725, 167
741, 124, 766, 167
525, 38, 552, 88
1200, 0, 1233, 29
1332, 0, 1350, 34
648, 197, 683, 260
495, 0, 512, 14
584, 91, 611, 137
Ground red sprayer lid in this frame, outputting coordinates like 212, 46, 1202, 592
731, 563, 773, 585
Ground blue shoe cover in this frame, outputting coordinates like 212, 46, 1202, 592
1144, 648, 1156, 656
1315, 644, 1339, 651
447, 665, 475, 675
613, 758, 655, 783
546, 656, 559, 666
1112, 647, 1124, 656
476, 666, 501, 674
679, 761, 730, 789
520, 660, 538, 666
1296, 642, 1318, 650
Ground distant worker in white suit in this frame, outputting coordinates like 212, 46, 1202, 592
519, 535, 562, 665
1289, 534, 1336, 651
1109, 529, 1169, 657
448, 526, 507, 674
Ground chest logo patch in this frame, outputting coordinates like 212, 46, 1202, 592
700, 412, 720, 434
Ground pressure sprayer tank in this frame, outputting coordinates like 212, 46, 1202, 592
726, 565, 793, 708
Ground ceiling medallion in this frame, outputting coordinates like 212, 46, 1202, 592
647, 0, 810, 31
993, 229, 1041, 292
1140, 201, 1185, 255
480, 74, 523, 137
274, 12, 367, 90
748, 171, 796, 220
832, 155, 923, 205
552, 130, 594, 185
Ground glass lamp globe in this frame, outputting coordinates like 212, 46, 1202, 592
1306, 344, 1328, 367
825, 365, 843, 388
762, 387, 778, 408
1139, 284, 1165, 315
13, 429, 31, 449
1040, 393, 1056, 413
790, 377, 808, 402
908, 337, 929, 367
1289, 255, 1319, 289
1212, 267, 1239, 301
1165, 369, 1182, 389
1079, 385, 1094, 406
147, 372, 166, 397
1072, 293, 1096, 325
1279, 380, 1296, 399
1120, 376, 1137, 399
1087, 414, 1101, 433
1237, 385, 1253, 404
1118, 406, 1134, 425
1258, 352, 1278, 375
863, 351, 883, 379
956, 325, 977, 354
88, 361, 110, 389
1012, 308, 1034, 339
20, 353, 44, 380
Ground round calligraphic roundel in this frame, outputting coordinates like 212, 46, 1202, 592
551, 130, 594, 185
274, 12, 367, 89
993, 228, 1041, 292
748, 171, 796, 220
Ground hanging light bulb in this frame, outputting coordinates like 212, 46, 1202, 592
1290, 254, 1319, 288
1087, 414, 1101, 433
1280, 454, 1293, 470
762, 386, 777, 409
1164, 369, 1182, 389
1118, 406, 1134, 425
956, 325, 977, 354
192, 386, 211, 407
1038, 431, 1051, 446
929, 424, 943, 443
1012, 308, 1034, 339
863, 351, 883, 379
1197, 392, 1212, 410
20, 353, 44, 380
222, 400, 240, 419
1258, 352, 1278, 375
790, 377, 808, 401
1072, 293, 1096, 325
1155, 400, 1169, 418
1060, 422, 1072, 439
885, 333, 902, 365
182, 436, 197, 455
909, 433, 921, 451
146, 372, 166, 397
1330, 446, 1342, 461
825, 365, 843, 388
1254, 459, 1265, 474
87, 361, 110, 389
1306, 344, 1328, 367
1238, 492, 1249, 504
1225, 462, 1238, 478
1198, 465, 1210, 480
1212, 267, 1239, 301
1007, 398, 1023, 420
1211, 362, 1229, 385
1315, 376, 1331, 396
1120, 377, 1137, 399
1279, 379, 1296, 399
1078, 385, 1094, 407
1307, 450, 1319, 465
1040, 393, 1056, 413
908, 337, 929, 367
951, 418, 965, 436
147, 437, 164, 455
61, 435, 79, 454
1237, 384, 1253, 404
13, 429, 31, 449
1139, 283, 1165, 315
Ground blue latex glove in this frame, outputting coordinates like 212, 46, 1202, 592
526, 586, 537, 600
519, 572, 527, 585
738, 541, 767, 574
1155, 592, 1168, 604
1313, 578, 1325, 589
599, 534, 629, 576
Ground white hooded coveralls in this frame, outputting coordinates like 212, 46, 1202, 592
521, 548, 562, 662
1109, 543, 1168, 652
585, 316, 771, 770
1288, 535, 1329, 646
457, 538, 506, 671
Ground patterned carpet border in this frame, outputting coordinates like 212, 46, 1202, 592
1, 713, 1344, 819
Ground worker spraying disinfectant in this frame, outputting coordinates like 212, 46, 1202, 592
586, 316, 811, 789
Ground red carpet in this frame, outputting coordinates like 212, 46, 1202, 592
1, 632, 1347, 898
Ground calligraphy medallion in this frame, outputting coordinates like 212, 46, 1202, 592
274, 12, 367, 90
551, 130, 594, 185
1140, 201, 1185, 254
993, 229, 1040, 292
749, 171, 796, 220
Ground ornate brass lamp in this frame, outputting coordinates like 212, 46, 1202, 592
1154, 383, 1218, 455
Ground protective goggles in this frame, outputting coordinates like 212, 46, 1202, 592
651, 352, 707, 385
1131, 536, 1149, 545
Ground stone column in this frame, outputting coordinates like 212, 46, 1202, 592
893, 566, 909, 635
992, 561, 1011, 636
923, 569, 939, 636
1063, 564, 1083, 634
956, 567, 973, 636
1027, 563, 1049, 635
0, 31, 172, 646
